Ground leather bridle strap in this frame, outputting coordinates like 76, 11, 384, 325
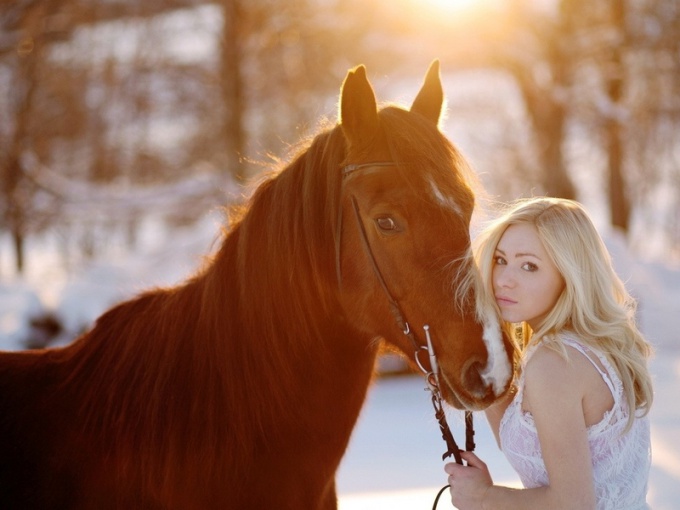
341, 161, 419, 349
342, 161, 397, 177
349, 195, 418, 347
336, 162, 399, 297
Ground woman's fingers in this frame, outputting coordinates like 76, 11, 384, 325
460, 450, 486, 470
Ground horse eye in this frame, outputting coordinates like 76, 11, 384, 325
376, 217, 397, 231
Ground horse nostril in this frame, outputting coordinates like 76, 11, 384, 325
462, 358, 488, 397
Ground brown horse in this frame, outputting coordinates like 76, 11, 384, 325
0, 61, 513, 509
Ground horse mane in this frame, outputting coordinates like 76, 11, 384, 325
54, 104, 479, 496
54, 122, 350, 492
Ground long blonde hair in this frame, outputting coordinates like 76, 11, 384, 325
471, 197, 653, 429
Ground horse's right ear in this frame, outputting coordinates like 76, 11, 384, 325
410, 59, 444, 126
339, 65, 379, 149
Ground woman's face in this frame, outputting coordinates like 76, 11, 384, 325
492, 223, 565, 330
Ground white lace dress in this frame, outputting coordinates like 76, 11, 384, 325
499, 335, 651, 510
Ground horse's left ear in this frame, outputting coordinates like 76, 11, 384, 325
339, 64, 380, 149
410, 59, 444, 125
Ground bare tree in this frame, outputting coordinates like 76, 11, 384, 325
602, 0, 629, 231
1, 0, 74, 272
1, 0, 402, 272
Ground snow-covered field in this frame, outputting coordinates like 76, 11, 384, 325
336, 353, 680, 509
1, 209, 678, 509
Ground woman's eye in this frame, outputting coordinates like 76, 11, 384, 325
376, 217, 398, 231
522, 262, 538, 272
493, 256, 506, 265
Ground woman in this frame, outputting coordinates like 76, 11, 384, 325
445, 197, 653, 509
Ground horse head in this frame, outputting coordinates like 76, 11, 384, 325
337, 61, 514, 410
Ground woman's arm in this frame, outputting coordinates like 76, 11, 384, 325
447, 346, 597, 509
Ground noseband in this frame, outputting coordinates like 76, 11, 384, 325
340, 161, 474, 469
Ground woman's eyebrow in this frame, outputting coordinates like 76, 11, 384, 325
495, 248, 542, 260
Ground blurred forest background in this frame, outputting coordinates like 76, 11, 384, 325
2, 0, 679, 278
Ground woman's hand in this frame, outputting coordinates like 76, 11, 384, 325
444, 451, 492, 510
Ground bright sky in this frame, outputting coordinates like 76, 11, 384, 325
405, 0, 497, 16
392, 0, 503, 29
422, 0, 481, 13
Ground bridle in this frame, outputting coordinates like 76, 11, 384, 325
340, 161, 475, 470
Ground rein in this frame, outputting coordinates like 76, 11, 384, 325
341, 162, 475, 507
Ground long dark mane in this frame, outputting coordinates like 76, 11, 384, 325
51, 123, 347, 494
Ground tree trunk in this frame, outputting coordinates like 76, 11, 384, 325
604, 0, 630, 232
2, 155, 27, 274
514, 64, 577, 200
539, 101, 576, 200
3, 66, 36, 276
219, 0, 247, 183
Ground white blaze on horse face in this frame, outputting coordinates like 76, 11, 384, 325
479, 310, 512, 396
429, 178, 463, 217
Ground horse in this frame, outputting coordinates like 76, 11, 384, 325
0, 61, 513, 509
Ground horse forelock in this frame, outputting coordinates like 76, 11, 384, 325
378, 107, 477, 222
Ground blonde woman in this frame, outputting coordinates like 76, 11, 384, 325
445, 197, 653, 509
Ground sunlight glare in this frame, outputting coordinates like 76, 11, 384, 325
396, 0, 498, 25
424, 0, 480, 14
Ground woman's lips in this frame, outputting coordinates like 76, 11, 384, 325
495, 295, 517, 306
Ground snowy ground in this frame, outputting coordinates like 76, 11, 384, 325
336, 352, 680, 509
1, 211, 678, 509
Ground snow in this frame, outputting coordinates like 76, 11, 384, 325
336, 355, 680, 509
50, 4, 221, 68
0, 209, 678, 508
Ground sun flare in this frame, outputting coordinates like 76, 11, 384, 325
423, 0, 480, 14
397, 0, 495, 24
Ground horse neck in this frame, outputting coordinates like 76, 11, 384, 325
213, 223, 381, 448
221, 223, 379, 387
58, 154, 382, 482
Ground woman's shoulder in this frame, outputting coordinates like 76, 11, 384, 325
523, 336, 599, 393
524, 344, 578, 390
526, 332, 602, 363
520, 343, 586, 420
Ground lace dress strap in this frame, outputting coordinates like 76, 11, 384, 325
560, 337, 619, 404
560, 336, 629, 435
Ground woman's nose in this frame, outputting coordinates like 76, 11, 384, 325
494, 267, 515, 289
